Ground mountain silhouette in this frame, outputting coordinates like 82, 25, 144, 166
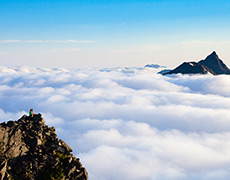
164, 51, 230, 75
198, 51, 230, 74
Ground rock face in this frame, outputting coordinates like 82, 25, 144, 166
199, 51, 230, 75
0, 114, 88, 180
164, 61, 215, 75
164, 51, 230, 75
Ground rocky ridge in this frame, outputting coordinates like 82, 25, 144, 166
164, 51, 230, 75
0, 114, 88, 180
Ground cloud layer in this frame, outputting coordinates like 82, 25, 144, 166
0, 66, 230, 180
0, 39, 97, 44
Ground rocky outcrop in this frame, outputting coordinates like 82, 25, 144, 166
0, 114, 88, 180
164, 51, 230, 75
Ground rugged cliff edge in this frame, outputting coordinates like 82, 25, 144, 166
0, 114, 88, 180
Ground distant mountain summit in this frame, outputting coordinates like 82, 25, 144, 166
164, 51, 230, 75
144, 64, 166, 69
199, 51, 230, 74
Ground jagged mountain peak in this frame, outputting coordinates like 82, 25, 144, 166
203, 51, 220, 62
209, 51, 218, 57
199, 51, 230, 75
164, 51, 230, 75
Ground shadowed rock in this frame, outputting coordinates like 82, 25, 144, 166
198, 51, 230, 75
0, 114, 88, 180
164, 51, 230, 75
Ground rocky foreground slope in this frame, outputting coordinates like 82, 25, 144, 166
0, 114, 88, 180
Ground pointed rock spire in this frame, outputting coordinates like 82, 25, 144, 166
211, 51, 217, 56
205, 51, 219, 60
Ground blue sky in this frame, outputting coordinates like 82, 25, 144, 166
0, 0, 230, 68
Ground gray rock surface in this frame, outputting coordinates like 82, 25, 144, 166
0, 114, 88, 180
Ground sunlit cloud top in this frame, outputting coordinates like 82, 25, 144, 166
0, 66, 230, 179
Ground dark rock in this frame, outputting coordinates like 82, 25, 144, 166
198, 51, 230, 75
165, 61, 215, 75
144, 64, 166, 69
164, 51, 230, 75
0, 114, 88, 180
157, 69, 172, 75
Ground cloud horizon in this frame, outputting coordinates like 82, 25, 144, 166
0, 66, 230, 179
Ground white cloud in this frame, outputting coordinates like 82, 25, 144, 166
0, 39, 97, 44
51, 48, 81, 53
0, 39, 21, 43
111, 44, 162, 53
0, 66, 230, 179
63, 48, 81, 52
180, 40, 230, 47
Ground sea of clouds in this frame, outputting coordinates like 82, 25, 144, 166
0, 65, 230, 180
